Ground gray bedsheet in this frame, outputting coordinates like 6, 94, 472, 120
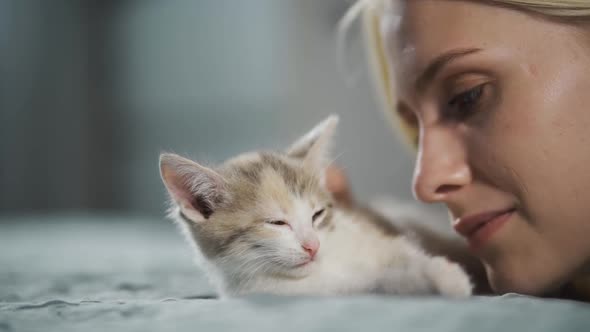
1, 215, 589, 331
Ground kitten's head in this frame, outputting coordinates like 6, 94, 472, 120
159, 116, 338, 281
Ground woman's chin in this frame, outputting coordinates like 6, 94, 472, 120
487, 265, 561, 296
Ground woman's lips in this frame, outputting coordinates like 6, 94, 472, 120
453, 208, 516, 250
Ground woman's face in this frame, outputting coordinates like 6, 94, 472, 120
384, 0, 590, 295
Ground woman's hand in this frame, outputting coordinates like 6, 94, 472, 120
325, 165, 354, 208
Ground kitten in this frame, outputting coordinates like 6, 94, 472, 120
159, 116, 472, 298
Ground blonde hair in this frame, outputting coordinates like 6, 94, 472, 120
340, 0, 590, 146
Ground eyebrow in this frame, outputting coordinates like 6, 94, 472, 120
414, 48, 482, 93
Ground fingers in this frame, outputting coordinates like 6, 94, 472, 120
325, 165, 354, 208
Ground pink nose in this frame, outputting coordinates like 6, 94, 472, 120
302, 241, 319, 259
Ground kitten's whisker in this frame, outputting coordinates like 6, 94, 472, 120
326, 152, 345, 168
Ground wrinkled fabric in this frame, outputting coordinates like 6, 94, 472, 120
1, 215, 589, 331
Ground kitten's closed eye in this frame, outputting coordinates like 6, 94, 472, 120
312, 209, 325, 222
266, 220, 289, 226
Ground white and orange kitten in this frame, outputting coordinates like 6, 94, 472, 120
159, 116, 472, 298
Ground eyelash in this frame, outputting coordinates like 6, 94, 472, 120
446, 84, 486, 119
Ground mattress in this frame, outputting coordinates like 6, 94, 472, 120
1, 215, 588, 331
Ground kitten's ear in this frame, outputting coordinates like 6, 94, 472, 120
159, 153, 227, 223
286, 115, 339, 171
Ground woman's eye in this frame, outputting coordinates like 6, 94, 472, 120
312, 209, 325, 222
447, 84, 485, 118
267, 220, 288, 226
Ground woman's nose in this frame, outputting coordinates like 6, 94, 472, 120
412, 126, 472, 203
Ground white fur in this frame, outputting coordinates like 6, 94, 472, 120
176, 205, 472, 298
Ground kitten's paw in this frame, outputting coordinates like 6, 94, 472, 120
426, 257, 472, 298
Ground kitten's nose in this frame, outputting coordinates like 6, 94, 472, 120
302, 241, 319, 259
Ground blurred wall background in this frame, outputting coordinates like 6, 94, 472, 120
0, 0, 416, 219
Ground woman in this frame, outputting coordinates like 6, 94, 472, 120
332, 0, 590, 300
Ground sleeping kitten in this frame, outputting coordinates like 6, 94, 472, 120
159, 116, 472, 298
